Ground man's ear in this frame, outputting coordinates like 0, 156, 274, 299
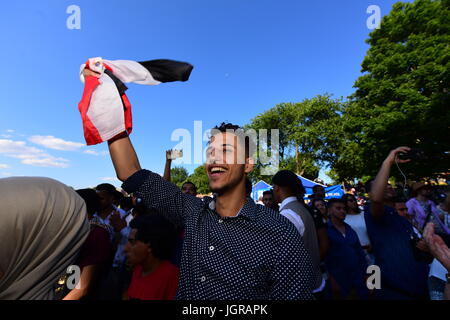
245, 156, 254, 174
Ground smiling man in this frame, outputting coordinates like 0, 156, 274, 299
105, 122, 315, 300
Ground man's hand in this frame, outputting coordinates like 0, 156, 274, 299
370, 146, 411, 219
383, 146, 411, 166
83, 68, 102, 78
110, 211, 127, 232
424, 222, 450, 272
166, 149, 183, 160
166, 150, 173, 161
415, 239, 429, 253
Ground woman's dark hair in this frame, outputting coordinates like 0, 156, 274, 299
95, 183, 117, 196
129, 214, 177, 260
341, 193, 360, 213
76, 188, 100, 216
272, 170, 305, 202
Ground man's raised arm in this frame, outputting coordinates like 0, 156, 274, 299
108, 134, 141, 182
371, 146, 410, 219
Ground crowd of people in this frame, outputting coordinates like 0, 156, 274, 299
0, 124, 449, 301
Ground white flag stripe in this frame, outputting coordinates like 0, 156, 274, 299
103, 59, 161, 85
87, 73, 126, 142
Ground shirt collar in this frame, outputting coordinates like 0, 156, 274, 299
205, 196, 258, 221
279, 196, 298, 211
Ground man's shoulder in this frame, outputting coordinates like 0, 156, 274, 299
254, 204, 302, 240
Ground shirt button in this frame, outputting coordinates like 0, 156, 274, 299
209, 246, 215, 251
218, 219, 223, 223
201, 276, 206, 282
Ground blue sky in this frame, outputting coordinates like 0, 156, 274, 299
0, 0, 409, 188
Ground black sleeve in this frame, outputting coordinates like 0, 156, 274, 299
122, 169, 203, 228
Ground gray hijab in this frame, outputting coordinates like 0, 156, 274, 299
0, 177, 90, 300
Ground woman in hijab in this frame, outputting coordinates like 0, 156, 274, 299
0, 177, 90, 300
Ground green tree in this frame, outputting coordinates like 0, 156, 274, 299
288, 95, 344, 174
248, 155, 320, 184
170, 166, 189, 188
185, 165, 210, 195
245, 103, 295, 159
246, 94, 344, 182
338, 0, 450, 180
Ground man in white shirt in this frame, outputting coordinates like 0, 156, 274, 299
278, 196, 305, 235
272, 170, 323, 294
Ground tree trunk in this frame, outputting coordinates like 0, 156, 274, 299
296, 144, 300, 174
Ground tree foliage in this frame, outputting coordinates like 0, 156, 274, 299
336, 0, 450, 180
170, 166, 189, 188
185, 165, 210, 195
246, 94, 343, 183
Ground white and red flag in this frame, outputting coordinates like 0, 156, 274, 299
78, 57, 193, 145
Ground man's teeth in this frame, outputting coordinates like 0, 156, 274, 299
211, 167, 226, 173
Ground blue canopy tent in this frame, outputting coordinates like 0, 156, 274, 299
297, 175, 324, 189
252, 180, 272, 201
298, 175, 344, 200
251, 176, 344, 202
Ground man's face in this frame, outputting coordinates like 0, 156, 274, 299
369, 181, 396, 202
181, 183, 197, 196
97, 190, 113, 210
395, 202, 409, 217
124, 229, 150, 267
313, 186, 325, 198
262, 193, 274, 208
314, 200, 326, 213
329, 202, 346, 221
384, 184, 397, 201
418, 187, 432, 198
346, 196, 358, 210
205, 132, 253, 194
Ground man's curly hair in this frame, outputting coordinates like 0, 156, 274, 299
209, 122, 252, 159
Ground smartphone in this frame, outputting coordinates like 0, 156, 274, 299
169, 149, 183, 160
398, 148, 426, 161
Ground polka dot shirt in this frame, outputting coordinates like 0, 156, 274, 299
122, 170, 315, 300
